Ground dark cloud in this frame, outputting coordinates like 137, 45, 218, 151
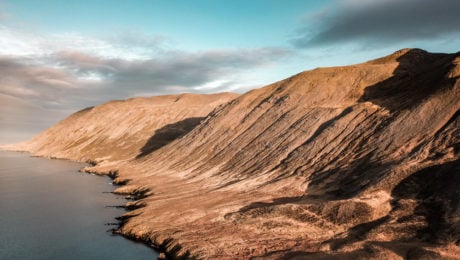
293, 0, 460, 47
53, 48, 289, 96
113, 48, 288, 87
0, 58, 74, 88
0, 57, 77, 105
55, 51, 117, 74
0, 47, 289, 110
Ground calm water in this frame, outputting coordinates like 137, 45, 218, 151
0, 151, 158, 259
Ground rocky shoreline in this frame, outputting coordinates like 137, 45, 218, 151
0, 149, 171, 259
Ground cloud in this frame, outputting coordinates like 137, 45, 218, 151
0, 25, 169, 60
0, 57, 76, 98
0, 26, 290, 111
106, 48, 288, 87
57, 47, 288, 100
107, 31, 172, 56
293, 0, 460, 47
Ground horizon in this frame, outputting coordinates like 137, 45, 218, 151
1, 0, 460, 143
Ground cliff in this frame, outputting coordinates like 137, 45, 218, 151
8, 49, 460, 259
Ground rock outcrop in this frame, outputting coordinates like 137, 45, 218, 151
8, 49, 460, 259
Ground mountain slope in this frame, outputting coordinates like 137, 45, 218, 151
8, 49, 460, 259
10, 93, 238, 163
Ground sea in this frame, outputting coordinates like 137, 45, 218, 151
0, 150, 158, 259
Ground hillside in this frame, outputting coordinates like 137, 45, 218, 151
8, 49, 460, 259
10, 93, 238, 163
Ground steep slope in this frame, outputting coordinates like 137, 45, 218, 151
108, 49, 459, 259
8, 49, 460, 259
9, 93, 238, 163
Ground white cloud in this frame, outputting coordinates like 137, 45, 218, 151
0, 25, 173, 60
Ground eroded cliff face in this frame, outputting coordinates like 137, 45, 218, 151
8, 49, 460, 259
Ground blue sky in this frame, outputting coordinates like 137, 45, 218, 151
3, 0, 322, 49
1, 0, 460, 143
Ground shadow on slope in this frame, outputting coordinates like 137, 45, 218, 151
392, 159, 460, 244
136, 117, 204, 158
359, 49, 458, 111
300, 49, 459, 198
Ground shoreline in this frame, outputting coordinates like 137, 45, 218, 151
2, 148, 167, 259
82, 166, 180, 260
98, 169, 168, 258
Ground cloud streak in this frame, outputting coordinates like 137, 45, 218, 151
0, 57, 76, 100
0, 26, 289, 110
293, 0, 460, 47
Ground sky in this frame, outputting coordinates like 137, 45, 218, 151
1, 0, 460, 143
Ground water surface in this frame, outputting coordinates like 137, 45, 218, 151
0, 151, 157, 259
